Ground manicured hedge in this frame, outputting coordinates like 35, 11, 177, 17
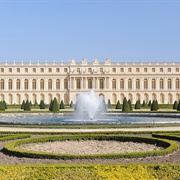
0, 134, 31, 141
152, 132, 180, 141
3, 134, 179, 159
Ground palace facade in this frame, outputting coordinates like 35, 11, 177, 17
0, 59, 180, 105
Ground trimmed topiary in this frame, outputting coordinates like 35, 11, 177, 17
3, 101, 7, 109
0, 101, 5, 111
128, 99, 132, 111
29, 101, 32, 106
155, 100, 159, 109
59, 100, 65, 109
70, 101, 73, 108
24, 100, 31, 111
34, 100, 38, 106
151, 100, 158, 111
142, 100, 146, 107
115, 100, 121, 109
135, 100, 141, 109
148, 100, 151, 107
107, 99, 111, 108
39, 100, 45, 109
49, 100, 53, 111
173, 100, 178, 109
122, 97, 130, 112
177, 100, 180, 111
21, 100, 25, 109
52, 98, 59, 112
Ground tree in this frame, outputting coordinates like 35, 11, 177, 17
3, 101, 7, 109
49, 100, 53, 111
151, 100, 158, 111
135, 100, 141, 109
155, 100, 159, 109
173, 100, 178, 109
29, 100, 32, 106
177, 100, 180, 111
142, 100, 146, 107
39, 100, 45, 109
107, 99, 111, 108
52, 97, 59, 112
115, 100, 121, 109
0, 101, 5, 111
128, 99, 132, 111
24, 100, 31, 111
34, 100, 38, 106
59, 100, 65, 109
21, 100, 25, 109
70, 101, 74, 108
148, 100, 151, 107
122, 97, 130, 112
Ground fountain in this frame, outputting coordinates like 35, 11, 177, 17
75, 90, 106, 120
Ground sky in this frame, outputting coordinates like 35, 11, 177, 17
0, 0, 180, 63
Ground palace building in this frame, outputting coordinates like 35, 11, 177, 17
0, 59, 180, 105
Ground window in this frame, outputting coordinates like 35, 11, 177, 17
40, 79, 44, 90
76, 79, 81, 89
128, 79, 132, 89
112, 68, 116, 72
152, 68, 155, 72
120, 79, 124, 89
128, 68, 132, 72
33, 68, 36, 73
88, 79, 92, 89
168, 68, 171, 72
144, 79, 148, 89
160, 68, 163, 72
144, 68, 147, 72
48, 68, 52, 73
168, 78, 172, 89
120, 68, 124, 72
160, 78, 164, 89
0, 79, 4, 90
56, 79, 60, 89
32, 79, 36, 90
40, 68, 44, 73
88, 68, 92, 72
16, 79, 20, 90
64, 68, 67, 73
77, 68, 80, 73
64, 79, 68, 89
56, 68, 60, 72
9, 68, 12, 73
112, 79, 116, 89
176, 68, 179, 72
99, 79, 104, 89
1, 68, 4, 73
48, 79, 52, 90
152, 79, 156, 89
176, 79, 180, 89
136, 68, 140, 72
25, 68, 28, 73
8, 79, 12, 90
100, 68, 103, 73
17, 68, 20, 73
24, 79, 28, 90
136, 79, 140, 89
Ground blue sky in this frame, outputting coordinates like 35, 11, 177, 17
0, 0, 179, 63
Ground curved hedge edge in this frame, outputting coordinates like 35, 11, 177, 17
3, 135, 179, 160
152, 133, 180, 141
0, 134, 31, 141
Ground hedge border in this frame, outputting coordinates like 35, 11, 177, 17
152, 133, 180, 141
0, 134, 31, 141
3, 134, 179, 159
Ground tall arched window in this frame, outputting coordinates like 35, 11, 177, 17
16, 79, 20, 90
64, 79, 68, 89
160, 78, 164, 89
0, 79, 4, 90
144, 79, 148, 89
168, 78, 172, 89
76, 79, 81, 89
99, 79, 104, 89
8, 79, 12, 90
48, 79, 52, 90
128, 79, 132, 89
24, 79, 28, 90
32, 79, 36, 90
152, 79, 156, 89
136, 79, 140, 89
176, 78, 180, 89
112, 79, 116, 89
40, 79, 44, 90
88, 79, 92, 89
56, 79, 60, 90
120, 79, 124, 89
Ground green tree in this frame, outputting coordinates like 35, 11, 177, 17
173, 100, 178, 109
49, 100, 53, 111
122, 97, 130, 112
142, 100, 146, 107
177, 100, 180, 111
148, 100, 151, 107
3, 101, 7, 109
107, 99, 111, 108
151, 100, 158, 111
52, 97, 59, 112
21, 100, 25, 109
24, 100, 31, 111
70, 101, 74, 108
128, 99, 132, 111
115, 100, 121, 109
29, 100, 32, 106
0, 101, 5, 111
155, 100, 159, 109
135, 100, 141, 109
39, 100, 45, 109
59, 100, 65, 109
